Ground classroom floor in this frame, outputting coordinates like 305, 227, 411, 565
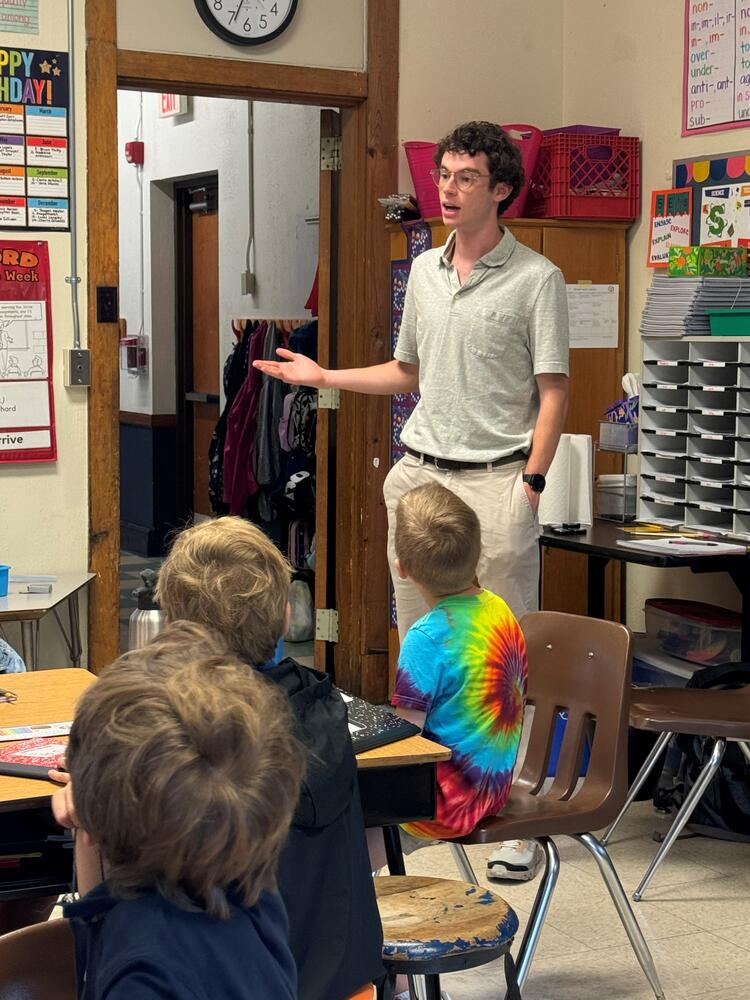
403, 801, 750, 1000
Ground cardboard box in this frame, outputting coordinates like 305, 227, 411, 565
667, 245, 747, 277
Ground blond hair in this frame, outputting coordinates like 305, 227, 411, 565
156, 516, 291, 665
395, 483, 481, 595
67, 621, 304, 918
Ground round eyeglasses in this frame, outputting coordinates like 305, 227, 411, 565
429, 167, 491, 192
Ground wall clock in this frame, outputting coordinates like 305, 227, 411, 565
193, 0, 298, 46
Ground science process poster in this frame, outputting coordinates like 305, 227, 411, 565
0, 47, 69, 230
647, 188, 693, 266
699, 182, 750, 244
0, 240, 56, 463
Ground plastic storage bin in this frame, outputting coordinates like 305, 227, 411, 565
644, 598, 742, 665
707, 308, 750, 336
404, 123, 542, 221
543, 125, 621, 136
498, 123, 542, 218
403, 140, 442, 220
599, 420, 638, 450
526, 134, 640, 220
596, 474, 637, 519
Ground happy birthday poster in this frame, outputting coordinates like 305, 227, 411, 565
0, 47, 69, 231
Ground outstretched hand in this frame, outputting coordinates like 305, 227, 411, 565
253, 348, 326, 388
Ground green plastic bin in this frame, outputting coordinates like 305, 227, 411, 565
707, 308, 750, 336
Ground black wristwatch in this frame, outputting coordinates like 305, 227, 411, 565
523, 473, 546, 494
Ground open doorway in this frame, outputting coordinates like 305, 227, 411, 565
86, 10, 398, 697
116, 93, 328, 659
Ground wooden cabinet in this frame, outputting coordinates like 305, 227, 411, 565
388, 218, 630, 625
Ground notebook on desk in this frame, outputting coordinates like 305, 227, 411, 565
338, 691, 420, 753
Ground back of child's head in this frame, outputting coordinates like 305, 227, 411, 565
156, 516, 291, 665
67, 620, 304, 919
395, 482, 481, 595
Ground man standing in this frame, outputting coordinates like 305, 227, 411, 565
254, 122, 569, 881
255, 121, 569, 631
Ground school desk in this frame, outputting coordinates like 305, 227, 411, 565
0, 669, 94, 813
356, 734, 452, 875
0, 573, 96, 670
541, 520, 750, 659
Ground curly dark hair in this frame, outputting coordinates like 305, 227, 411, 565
434, 121, 523, 215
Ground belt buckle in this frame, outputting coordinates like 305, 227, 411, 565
432, 457, 451, 472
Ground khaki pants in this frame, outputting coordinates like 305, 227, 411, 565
383, 454, 540, 640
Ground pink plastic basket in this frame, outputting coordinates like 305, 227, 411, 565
404, 125, 543, 221
499, 123, 542, 218
403, 140, 441, 219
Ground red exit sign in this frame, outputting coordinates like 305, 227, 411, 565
160, 94, 187, 118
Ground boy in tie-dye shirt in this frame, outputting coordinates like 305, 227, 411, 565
391, 482, 527, 841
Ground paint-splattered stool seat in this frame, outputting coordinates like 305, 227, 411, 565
374, 875, 521, 1000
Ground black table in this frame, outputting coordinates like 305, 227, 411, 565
541, 519, 750, 661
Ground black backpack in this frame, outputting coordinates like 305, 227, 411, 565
672, 661, 750, 842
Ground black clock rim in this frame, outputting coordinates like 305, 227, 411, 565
193, 0, 299, 46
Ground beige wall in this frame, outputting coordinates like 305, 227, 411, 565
116, 0, 366, 71
398, 0, 564, 188
562, 0, 746, 627
0, 7, 88, 664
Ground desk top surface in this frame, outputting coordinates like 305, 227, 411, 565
541, 520, 749, 569
0, 572, 96, 619
0, 668, 94, 812
0, 669, 450, 811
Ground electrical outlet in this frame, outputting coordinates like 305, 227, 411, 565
64, 348, 91, 387
241, 271, 255, 295
96, 286, 119, 324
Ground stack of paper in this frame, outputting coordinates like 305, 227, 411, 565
639, 275, 750, 337
616, 537, 747, 556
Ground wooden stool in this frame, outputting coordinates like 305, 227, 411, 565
375, 875, 521, 1000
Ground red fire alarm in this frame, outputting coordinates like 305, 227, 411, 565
125, 140, 144, 166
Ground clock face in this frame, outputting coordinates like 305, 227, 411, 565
194, 0, 298, 46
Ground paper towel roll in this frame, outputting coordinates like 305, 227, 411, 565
538, 434, 593, 526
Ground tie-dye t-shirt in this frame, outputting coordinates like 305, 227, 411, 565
392, 590, 527, 840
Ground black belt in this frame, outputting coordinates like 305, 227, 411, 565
404, 446, 527, 471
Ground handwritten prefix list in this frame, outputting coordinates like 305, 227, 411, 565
684, 0, 750, 132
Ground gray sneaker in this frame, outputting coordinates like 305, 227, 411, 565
486, 839, 542, 881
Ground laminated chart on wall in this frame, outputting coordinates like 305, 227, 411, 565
0, 1, 38, 36
0, 239, 56, 463
0, 47, 69, 230
699, 182, 750, 243
647, 188, 693, 266
683, 0, 750, 135
566, 284, 619, 349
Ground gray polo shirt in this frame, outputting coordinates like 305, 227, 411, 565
394, 228, 569, 462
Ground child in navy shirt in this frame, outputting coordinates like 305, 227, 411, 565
53, 621, 304, 1000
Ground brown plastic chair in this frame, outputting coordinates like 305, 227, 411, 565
602, 679, 750, 900
448, 611, 664, 999
0, 917, 76, 1000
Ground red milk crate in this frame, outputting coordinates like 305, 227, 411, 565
525, 134, 640, 221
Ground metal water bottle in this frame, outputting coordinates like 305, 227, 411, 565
127, 568, 167, 650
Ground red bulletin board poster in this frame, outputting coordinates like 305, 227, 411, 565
0, 238, 56, 462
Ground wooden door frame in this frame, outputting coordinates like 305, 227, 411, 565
85, 0, 398, 696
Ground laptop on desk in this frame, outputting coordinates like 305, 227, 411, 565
338, 690, 420, 753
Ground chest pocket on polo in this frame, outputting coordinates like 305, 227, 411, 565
465, 309, 526, 360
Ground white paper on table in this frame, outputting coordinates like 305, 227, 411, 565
566, 284, 619, 349
538, 434, 593, 527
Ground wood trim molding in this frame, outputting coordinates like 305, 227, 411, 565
117, 49, 367, 106
86, 0, 121, 673
333, 0, 398, 701
119, 411, 178, 429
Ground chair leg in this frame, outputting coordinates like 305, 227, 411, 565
738, 741, 750, 766
513, 837, 560, 990
576, 833, 665, 1000
424, 975, 441, 1000
633, 737, 727, 902
449, 842, 479, 884
601, 731, 673, 846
